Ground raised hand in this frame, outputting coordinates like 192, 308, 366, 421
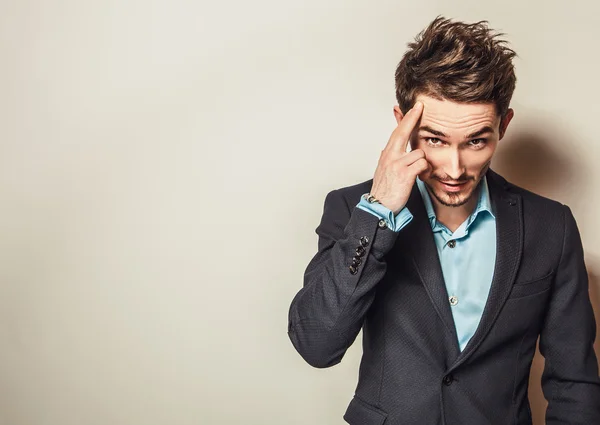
370, 102, 431, 214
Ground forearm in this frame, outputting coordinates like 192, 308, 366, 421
288, 191, 401, 368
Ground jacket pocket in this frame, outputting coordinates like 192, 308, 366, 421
508, 271, 554, 299
343, 395, 387, 425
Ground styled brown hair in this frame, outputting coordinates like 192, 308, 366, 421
395, 16, 517, 118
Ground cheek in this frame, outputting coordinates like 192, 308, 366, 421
419, 148, 444, 168
465, 147, 496, 169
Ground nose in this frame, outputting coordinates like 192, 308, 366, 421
445, 147, 465, 180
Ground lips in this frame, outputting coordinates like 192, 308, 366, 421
439, 180, 468, 192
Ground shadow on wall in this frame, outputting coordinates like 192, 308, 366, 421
492, 129, 578, 198
493, 129, 600, 424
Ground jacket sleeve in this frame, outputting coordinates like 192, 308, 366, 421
287, 188, 406, 368
539, 204, 600, 424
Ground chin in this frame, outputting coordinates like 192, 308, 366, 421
426, 179, 477, 208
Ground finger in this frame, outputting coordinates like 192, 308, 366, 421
408, 157, 430, 175
418, 159, 433, 179
382, 103, 420, 155
382, 122, 405, 156
395, 101, 424, 153
400, 149, 425, 166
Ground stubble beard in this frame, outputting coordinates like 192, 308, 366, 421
425, 178, 482, 207
423, 162, 491, 208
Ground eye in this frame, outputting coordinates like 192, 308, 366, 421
425, 137, 444, 146
468, 139, 487, 148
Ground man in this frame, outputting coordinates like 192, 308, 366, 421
287, 16, 600, 425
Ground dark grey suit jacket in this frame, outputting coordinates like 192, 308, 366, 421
288, 168, 600, 424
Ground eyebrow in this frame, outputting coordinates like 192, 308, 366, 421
418, 125, 495, 139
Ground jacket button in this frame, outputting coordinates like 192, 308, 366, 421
443, 374, 454, 386
349, 265, 358, 275
378, 219, 387, 229
355, 245, 366, 257
359, 236, 369, 247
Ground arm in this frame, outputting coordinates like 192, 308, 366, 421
287, 189, 411, 368
287, 101, 426, 368
539, 205, 600, 424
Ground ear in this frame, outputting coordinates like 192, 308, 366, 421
393, 105, 404, 125
499, 108, 514, 140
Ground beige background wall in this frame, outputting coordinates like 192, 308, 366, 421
0, 1, 598, 424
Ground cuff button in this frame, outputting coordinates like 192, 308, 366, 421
359, 236, 369, 247
349, 265, 358, 275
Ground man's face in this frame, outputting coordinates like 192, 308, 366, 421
398, 94, 513, 208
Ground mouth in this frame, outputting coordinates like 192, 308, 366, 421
438, 180, 469, 193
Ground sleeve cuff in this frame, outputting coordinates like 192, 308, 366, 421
356, 194, 413, 232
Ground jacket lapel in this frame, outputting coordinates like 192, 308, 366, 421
402, 181, 462, 359
400, 169, 523, 367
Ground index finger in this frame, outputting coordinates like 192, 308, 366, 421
387, 101, 424, 153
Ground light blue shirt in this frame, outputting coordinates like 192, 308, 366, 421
356, 177, 496, 351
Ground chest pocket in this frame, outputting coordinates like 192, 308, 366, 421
508, 271, 555, 299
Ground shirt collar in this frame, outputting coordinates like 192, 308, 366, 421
415, 175, 495, 232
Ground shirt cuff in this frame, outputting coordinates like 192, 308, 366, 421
356, 194, 413, 232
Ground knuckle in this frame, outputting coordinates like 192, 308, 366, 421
394, 161, 408, 173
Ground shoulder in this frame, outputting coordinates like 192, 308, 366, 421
489, 169, 565, 211
488, 170, 570, 236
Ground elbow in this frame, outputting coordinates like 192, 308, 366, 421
287, 320, 347, 368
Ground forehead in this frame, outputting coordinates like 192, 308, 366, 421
415, 94, 500, 134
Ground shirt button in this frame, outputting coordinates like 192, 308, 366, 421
447, 240, 456, 248
378, 219, 387, 229
449, 295, 458, 306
